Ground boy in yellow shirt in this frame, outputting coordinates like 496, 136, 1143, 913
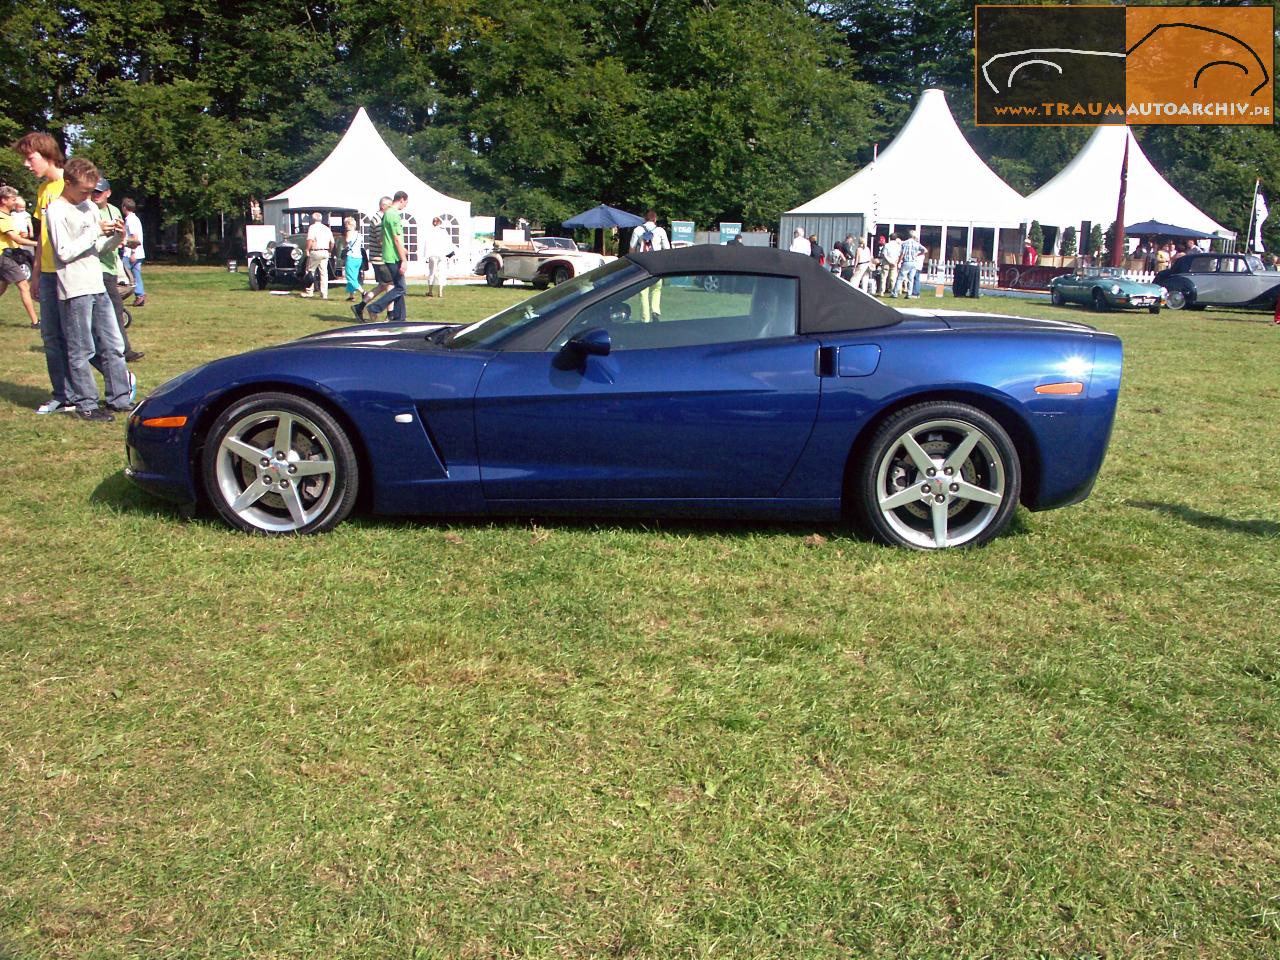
11, 131, 71, 413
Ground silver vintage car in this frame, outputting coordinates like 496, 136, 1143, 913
475, 237, 612, 289
1155, 252, 1280, 310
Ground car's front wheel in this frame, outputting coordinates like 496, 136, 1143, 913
1165, 287, 1191, 310
1051, 288, 1065, 306
1091, 289, 1109, 312
551, 265, 572, 285
203, 393, 359, 535
248, 259, 266, 291
855, 402, 1021, 549
484, 262, 503, 287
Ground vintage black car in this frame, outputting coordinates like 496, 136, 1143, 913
248, 207, 358, 292
1154, 252, 1280, 310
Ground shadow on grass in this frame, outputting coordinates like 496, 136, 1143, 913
90, 470, 199, 522
1128, 499, 1279, 537
89, 466, 1039, 547
0, 379, 51, 410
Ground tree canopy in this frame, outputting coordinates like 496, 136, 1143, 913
2, 0, 1275, 251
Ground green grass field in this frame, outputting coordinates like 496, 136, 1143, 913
1, 268, 1277, 958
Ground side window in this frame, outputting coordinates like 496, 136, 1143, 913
552, 274, 798, 351
1218, 257, 1239, 273
1190, 256, 1217, 273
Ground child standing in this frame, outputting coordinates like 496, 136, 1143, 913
45, 157, 134, 422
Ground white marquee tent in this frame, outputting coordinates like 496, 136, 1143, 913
1024, 125, 1232, 246
263, 108, 473, 275
782, 88, 1028, 263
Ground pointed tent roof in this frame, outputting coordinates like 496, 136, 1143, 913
1025, 125, 1230, 237
788, 88, 1026, 227
267, 108, 468, 215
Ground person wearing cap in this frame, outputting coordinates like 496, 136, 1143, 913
421, 215, 457, 299
0, 184, 40, 328
91, 177, 144, 361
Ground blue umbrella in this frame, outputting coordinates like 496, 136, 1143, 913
562, 204, 645, 230
1125, 219, 1214, 239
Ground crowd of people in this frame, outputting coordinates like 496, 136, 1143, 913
321, 191, 458, 321
5, 132, 144, 422
791, 226, 929, 297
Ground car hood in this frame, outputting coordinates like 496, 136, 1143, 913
290, 320, 459, 348
897, 308, 1098, 334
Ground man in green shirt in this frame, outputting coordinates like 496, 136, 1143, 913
356, 190, 408, 322
92, 178, 143, 361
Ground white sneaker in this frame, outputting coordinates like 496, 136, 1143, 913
36, 399, 71, 415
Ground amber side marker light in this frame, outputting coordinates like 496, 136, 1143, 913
141, 415, 189, 428
1034, 382, 1085, 396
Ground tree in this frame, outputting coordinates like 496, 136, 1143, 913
1061, 225, 1077, 258
1088, 224, 1104, 259
1028, 220, 1044, 251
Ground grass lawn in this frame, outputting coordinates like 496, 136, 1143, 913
1, 268, 1277, 958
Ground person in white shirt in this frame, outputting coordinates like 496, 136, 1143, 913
8, 196, 32, 238
301, 212, 335, 299
421, 216, 457, 298
46, 158, 133, 421
851, 237, 874, 291
789, 227, 811, 255
121, 197, 146, 306
880, 234, 903, 299
628, 210, 671, 321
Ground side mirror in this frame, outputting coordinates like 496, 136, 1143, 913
565, 327, 612, 357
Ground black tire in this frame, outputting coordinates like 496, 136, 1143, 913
1051, 288, 1064, 306
484, 262, 503, 287
551, 265, 571, 285
855, 401, 1021, 550
248, 259, 264, 291
1165, 287, 1191, 310
121, 307, 132, 330
203, 392, 358, 535
1091, 288, 1110, 312
1148, 304, 1161, 315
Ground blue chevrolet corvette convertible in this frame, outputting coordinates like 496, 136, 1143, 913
125, 247, 1122, 549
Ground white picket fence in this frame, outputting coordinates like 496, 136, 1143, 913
925, 260, 1159, 288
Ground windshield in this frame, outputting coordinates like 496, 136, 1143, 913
447, 258, 635, 350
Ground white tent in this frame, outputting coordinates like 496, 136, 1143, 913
264, 108, 473, 275
782, 88, 1028, 263
1025, 125, 1232, 244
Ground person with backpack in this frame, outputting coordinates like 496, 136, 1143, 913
628, 209, 670, 321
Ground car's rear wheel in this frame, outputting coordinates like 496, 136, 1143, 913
120, 306, 132, 329
203, 393, 358, 535
484, 262, 503, 287
1051, 288, 1065, 306
551, 265, 571, 285
248, 259, 266, 291
855, 402, 1021, 550
1165, 287, 1191, 310
1091, 289, 1109, 312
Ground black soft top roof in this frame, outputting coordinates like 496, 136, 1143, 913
627, 246, 902, 333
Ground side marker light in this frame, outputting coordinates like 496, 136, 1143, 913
141, 415, 189, 428
1035, 382, 1085, 395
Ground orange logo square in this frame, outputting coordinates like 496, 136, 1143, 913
1126, 7, 1273, 123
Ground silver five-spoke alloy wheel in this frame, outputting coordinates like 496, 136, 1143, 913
858, 402, 1021, 549
203, 392, 358, 534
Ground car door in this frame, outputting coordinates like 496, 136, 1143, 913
472, 273, 822, 501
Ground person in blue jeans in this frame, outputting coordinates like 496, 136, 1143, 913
355, 190, 407, 323
121, 197, 146, 306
